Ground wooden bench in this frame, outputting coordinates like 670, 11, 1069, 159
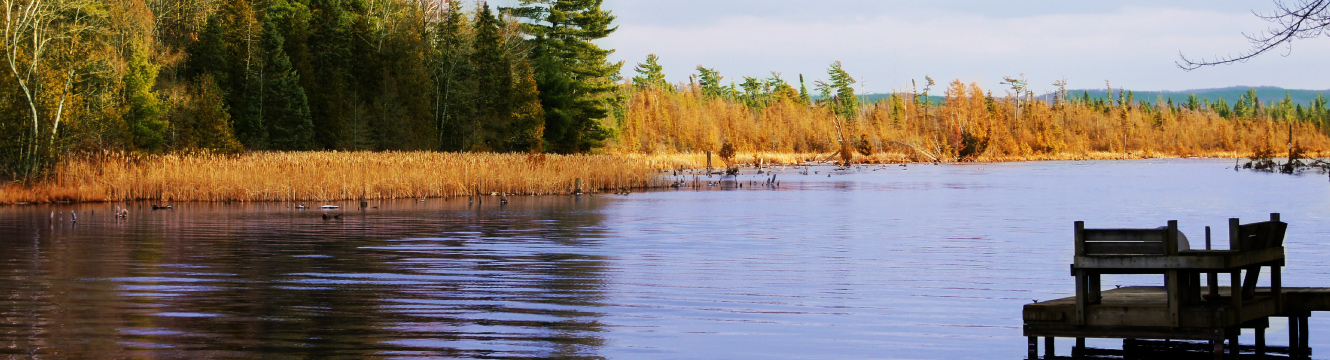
1071, 214, 1287, 327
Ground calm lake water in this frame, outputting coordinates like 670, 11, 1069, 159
2, 159, 1328, 359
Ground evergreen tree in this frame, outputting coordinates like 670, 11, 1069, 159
632, 54, 668, 90
504, 0, 621, 153
432, 0, 473, 151
739, 76, 765, 108
1314, 93, 1328, 130
306, 0, 359, 149
815, 61, 858, 120
696, 66, 725, 99
470, 4, 512, 151
179, 75, 243, 153
258, 15, 314, 150
123, 45, 169, 152
235, 61, 269, 149
1215, 97, 1233, 119
767, 73, 799, 103
204, 0, 265, 149
798, 74, 811, 105
186, 15, 229, 83
509, 58, 545, 152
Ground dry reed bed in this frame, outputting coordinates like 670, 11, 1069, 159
612, 84, 1330, 161
1, 152, 691, 204
4, 148, 1318, 204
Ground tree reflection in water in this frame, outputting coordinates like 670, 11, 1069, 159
0, 197, 609, 359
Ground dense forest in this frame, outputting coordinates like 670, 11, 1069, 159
0, 0, 619, 181
1, 0, 1328, 182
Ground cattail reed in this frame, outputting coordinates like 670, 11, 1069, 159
0, 151, 693, 204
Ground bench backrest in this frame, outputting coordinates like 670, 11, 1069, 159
1231, 214, 1287, 252
1074, 214, 1287, 257
1075, 221, 1178, 256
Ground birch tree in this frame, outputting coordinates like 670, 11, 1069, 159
2, 0, 102, 178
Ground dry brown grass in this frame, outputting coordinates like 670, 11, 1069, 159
0, 151, 677, 204
609, 82, 1330, 163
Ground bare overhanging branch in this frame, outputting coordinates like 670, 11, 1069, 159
1178, 0, 1330, 70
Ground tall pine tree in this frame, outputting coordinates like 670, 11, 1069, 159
509, 56, 545, 153
306, 0, 358, 149
504, 0, 621, 153
432, 0, 473, 151
632, 54, 668, 90
470, 4, 511, 151
431, 0, 473, 151
124, 44, 169, 152
259, 14, 314, 150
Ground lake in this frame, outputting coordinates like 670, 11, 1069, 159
2, 159, 1327, 359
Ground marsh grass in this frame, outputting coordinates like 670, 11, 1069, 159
1, 151, 686, 204
611, 84, 1330, 162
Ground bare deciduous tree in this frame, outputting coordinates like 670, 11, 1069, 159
1178, 0, 1330, 70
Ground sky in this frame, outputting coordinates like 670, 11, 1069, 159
567, 0, 1330, 95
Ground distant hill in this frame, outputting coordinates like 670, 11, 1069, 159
856, 93, 944, 104
854, 87, 1330, 107
1057, 86, 1330, 106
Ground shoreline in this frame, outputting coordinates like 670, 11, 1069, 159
0, 150, 1312, 205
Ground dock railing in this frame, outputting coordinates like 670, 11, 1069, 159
1071, 213, 1286, 328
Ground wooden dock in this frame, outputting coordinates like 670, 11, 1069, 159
1022, 213, 1330, 359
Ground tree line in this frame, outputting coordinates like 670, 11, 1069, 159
0, 0, 620, 180
3, 0, 1328, 182
618, 58, 1330, 162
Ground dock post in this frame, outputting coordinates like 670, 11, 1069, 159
1300, 314, 1310, 359
1074, 337, 1085, 358
1228, 330, 1240, 357
1045, 336, 1055, 358
1290, 315, 1301, 359
1211, 339, 1223, 360
1256, 326, 1266, 357
1028, 336, 1038, 359
1206, 226, 1219, 299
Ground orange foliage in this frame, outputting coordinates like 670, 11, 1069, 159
610, 80, 1330, 162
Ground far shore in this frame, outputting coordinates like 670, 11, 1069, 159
0, 149, 1317, 205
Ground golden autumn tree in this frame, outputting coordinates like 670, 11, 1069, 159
1, 0, 105, 179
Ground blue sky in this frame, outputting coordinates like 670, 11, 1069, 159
585, 0, 1330, 94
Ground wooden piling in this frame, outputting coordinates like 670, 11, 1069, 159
1028, 336, 1038, 359
1227, 330, 1239, 357
1045, 336, 1055, 358
1207, 226, 1219, 299
1300, 315, 1310, 359
1290, 315, 1301, 359
1256, 326, 1266, 357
